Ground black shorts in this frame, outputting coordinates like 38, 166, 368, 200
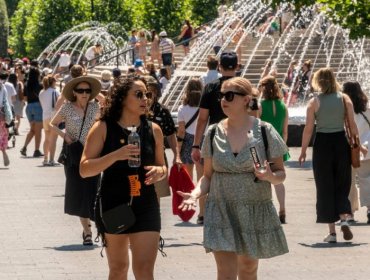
162, 53, 173, 66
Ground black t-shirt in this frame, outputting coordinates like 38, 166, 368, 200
148, 102, 176, 137
199, 76, 233, 125
24, 82, 42, 103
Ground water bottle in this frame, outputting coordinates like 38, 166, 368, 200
128, 126, 141, 167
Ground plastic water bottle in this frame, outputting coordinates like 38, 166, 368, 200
128, 126, 141, 167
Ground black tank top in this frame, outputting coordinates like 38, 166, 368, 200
100, 118, 156, 210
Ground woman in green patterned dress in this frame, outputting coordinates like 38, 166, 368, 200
178, 77, 288, 280
259, 75, 290, 224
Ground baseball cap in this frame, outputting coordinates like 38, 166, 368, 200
159, 31, 167, 37
220, 51, 238, 70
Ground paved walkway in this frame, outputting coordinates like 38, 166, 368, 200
1, 122, 369, 279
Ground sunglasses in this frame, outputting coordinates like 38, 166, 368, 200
218, 91, 246, 102
74, 88, 92, 94
134, 90, 152, 99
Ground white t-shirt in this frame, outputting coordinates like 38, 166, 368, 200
160, 77, 169, 93
0, 85, 8, 108
177, 105, 199, 135
85, 46, 96, 60
59, 53, 71, 67
3, 82, 16, 105
39, 87, 61, 120
200, 70, 222, 86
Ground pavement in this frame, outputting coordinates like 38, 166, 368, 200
1, 121, 370, 280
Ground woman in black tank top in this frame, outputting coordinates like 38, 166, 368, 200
80, 76, 166, 279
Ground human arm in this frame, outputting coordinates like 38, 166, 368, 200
144, 122, 167, 185
254, 157, 286, 185
299, 98, 316, 165
80, 121, 140, 178
343, 94, 359, 136
167, 133, 178, 165
50, 106, 74, 144
191, 108, 209, 162
177, 157, 213, 211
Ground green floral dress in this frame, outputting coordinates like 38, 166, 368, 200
201, 118, 289, 259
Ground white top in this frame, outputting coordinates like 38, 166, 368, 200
355, 108, 370, 161
85, 46, 96, 60
59, 53, 71, 67
39, 87, 61, 120
0, 84, 8, 107
3, 82, 16, 105
200, 70, 221, 86
159, 38, 175, 54
177, 105, 198, 135
160, 77, 169, 93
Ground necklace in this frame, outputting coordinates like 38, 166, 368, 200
117, 122, 142, 144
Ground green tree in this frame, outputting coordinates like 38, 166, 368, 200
190, 0, 220, 27
266, 0, 370, 39
0, 0, 9, 56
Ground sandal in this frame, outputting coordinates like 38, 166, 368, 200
82, 232, 93, 246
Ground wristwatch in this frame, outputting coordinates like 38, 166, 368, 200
192, 145, 200, 149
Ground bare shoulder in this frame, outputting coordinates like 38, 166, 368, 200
90, 120, 107, 138
152, 122, 163, 135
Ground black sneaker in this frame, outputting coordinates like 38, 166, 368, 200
20, 147, 27, 156
33, 150, 44, 157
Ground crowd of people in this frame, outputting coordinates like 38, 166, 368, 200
0, 12, 369, 280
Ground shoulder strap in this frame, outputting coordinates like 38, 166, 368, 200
360, 112, 370, 128
261, 125, 268, 153
51, 90, 56, 109
185, 109, 199, 129
77, 103, 89, 141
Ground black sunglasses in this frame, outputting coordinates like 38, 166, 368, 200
74, 88, 92, 94
218, 91, 246, 102
134, 90, 152, 99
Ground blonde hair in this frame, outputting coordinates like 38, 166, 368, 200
312, 68, 340, 94
221, 77, 253, 96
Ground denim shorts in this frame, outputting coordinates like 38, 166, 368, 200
26, 102, 43, 123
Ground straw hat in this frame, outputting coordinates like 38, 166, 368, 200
62, 76, 101, 102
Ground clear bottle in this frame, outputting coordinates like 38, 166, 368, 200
128, 126, 141, 168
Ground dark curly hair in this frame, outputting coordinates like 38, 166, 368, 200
343, 81, 368, 114
100, 75, 147, 122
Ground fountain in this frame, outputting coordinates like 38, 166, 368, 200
37, 21, 131, 72
160, 0, 370, 146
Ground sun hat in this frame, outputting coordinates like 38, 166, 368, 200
159, 31, 168, 37
62, 76, 101, 102
220, 51, 238, 70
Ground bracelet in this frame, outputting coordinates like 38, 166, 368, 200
176, 136, 184, 142
192, 145, 200, 149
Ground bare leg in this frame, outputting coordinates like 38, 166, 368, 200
213, 251, 238, 280
237, 254, 259, 280
105, 234, 130, 280
43, 129, 50, 162
23, 122, 35, 149
79, 217, 92, 235
130, 232, 159, 280
34, 122, 43, 151
195, 162, 206, 218
15, 115, 21, 131
328, 223, 336, 234
274, 183, 286, 213
49, 129, 58, 161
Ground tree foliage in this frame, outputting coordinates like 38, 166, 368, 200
8, 0, 230, 57
5, 0, 19, 18
0, 0, 9, 56
266, 0, 370, 39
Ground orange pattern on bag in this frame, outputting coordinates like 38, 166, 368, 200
129, 175, 141, 196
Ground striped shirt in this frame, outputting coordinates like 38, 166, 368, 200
159, 38, 175, 54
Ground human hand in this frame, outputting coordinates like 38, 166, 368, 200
144, 165, 164, 185
191, 148, 201, 163
361, 144, 368, 158
254, 160, 273, 182
64, 134, 74, 144
177, 191, 197, 211
298, 151, 306, 166
115, 144, 140, 161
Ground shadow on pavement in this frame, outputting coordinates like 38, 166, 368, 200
285, 160, 312, 169
174, 222, 202, 227
165, 242, 203, 248
45, 244, 99, 251
298, 242, 367, 248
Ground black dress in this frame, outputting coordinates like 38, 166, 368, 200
95, 118, 160, 237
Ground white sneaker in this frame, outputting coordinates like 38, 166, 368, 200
340, 220, 353, 241
48, 160, 59, 166
42, 160, 50, 166
323, 233, 337, 243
